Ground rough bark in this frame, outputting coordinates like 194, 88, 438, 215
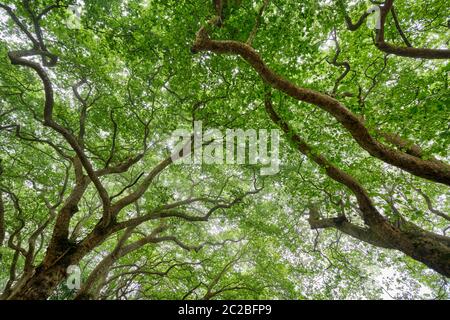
7, 223, 109, 300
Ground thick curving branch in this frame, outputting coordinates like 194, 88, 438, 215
308, 206, 394, 249
263, 91, 450, 276
191, 31, 450, 185
7, 50, 112, 224
3, 2, 110, 221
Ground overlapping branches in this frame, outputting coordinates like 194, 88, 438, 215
338, 0, 450, 59
191, 28, 450, 186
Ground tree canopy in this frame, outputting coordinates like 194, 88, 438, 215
0, 0, 449, 300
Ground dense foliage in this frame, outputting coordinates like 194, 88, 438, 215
0, 0, 448, 299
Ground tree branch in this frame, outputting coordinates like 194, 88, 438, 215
246, 0, 270, 46
375, 0, 450, 59
307, 206, 394, 249
191, 31, 450, 185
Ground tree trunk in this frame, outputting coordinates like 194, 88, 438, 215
6, 263, 69, 300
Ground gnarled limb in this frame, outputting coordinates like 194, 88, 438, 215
7, 49, 112, 225
337, 0, 370, 31
191, 30, 450, 185
375, 0, 450, 59
338, 0, 450, 59
263, 92, 450, 276
327, 29, 351, 96
308, 206, 394, 249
